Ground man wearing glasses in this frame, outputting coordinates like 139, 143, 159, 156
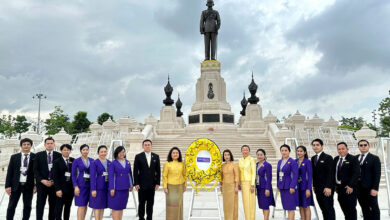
357, 140, 381, 219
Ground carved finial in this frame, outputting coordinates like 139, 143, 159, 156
240, 91, 248, 116
163, 75, 174, 106
248, 71, 259, 104
176, 93, 183, 117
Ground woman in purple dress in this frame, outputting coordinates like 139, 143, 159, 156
277, 144, 298, 220
296, 146, 314, 220
72, 144, 94, 220
256, 149, 275, 220
90, 145, 111, 220
108, 146, 134, 220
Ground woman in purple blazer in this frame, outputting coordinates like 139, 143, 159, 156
277, 144, 299, 220
90, 145, 111, 220
256, 149, 275, 220
296, 146, 314, 220
72, 144, 94, 220
108, 146, 134, 220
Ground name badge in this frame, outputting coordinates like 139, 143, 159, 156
256, 175, 259, 185
83, 173, 90, 178
20, 175, 27, 183
103, 172, 108, 181
279, 172, 284, 181
48, 164, 53, 170
65, 172, 71, 177
20, 167, 27, 172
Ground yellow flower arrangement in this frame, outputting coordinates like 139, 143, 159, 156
185, 138, 222, 191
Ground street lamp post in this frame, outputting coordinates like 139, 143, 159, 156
33, 93, 46, 134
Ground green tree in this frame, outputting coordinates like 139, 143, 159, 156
0, 115, 16, 138
339, 116, 364, 130
14, 115, 31, 136
378, 97, 390, 136
97, 112, 114, 125
45, 106, 70, 135
70, 111, 91, 134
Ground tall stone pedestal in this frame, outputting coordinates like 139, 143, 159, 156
186, 60, 236, 133
156, 106, 185, 135
238, 104, 266, 134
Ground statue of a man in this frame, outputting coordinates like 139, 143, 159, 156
200, 0, 221, 61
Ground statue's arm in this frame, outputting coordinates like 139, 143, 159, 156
216, 11, 221, 30
200, 11, 205, 34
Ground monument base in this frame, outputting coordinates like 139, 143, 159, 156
156, 106, 185, 135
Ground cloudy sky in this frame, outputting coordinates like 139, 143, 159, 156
1, 0, 389, 126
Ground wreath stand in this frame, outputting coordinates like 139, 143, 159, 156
187, 185, 223, 220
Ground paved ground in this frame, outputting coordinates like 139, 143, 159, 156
1, 186, 389, 219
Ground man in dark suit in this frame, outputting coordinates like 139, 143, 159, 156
334, 142, 360, 220
53, 144, 74, 220
357, 139, 381, 220
311, 138, 335, 220
133, 139, 161, 220
34, 137, 61, 220
5, 138, 36, 220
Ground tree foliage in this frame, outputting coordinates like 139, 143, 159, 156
70, 111, 91, 134
14, 115, 31, 136
45, 106, 70, 135
378, 97, 390, 136
339, 116, 364, 130
97, 112, 113, 125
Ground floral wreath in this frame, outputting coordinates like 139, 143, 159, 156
185, 138, 221, 191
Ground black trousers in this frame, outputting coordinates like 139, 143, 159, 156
6, 184, 33, 220
336, 185, 358, 220
358, 188, 380, 220
314, 188, 336, 220
54, 191, 74, 220
138, 188, 155, 220
204, 32, 217, 60
36, 184, 56, 220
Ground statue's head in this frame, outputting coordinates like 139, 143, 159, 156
206, 0, 214, 8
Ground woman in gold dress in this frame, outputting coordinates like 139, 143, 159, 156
163, 147, 187, 220
238, 145, 256, 220
221, 149, 239, 220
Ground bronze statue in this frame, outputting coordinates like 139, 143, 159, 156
200, 0, 221, 61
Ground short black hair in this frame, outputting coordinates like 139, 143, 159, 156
337, 142, 348, 148
280, 144, 291, 152
97, 145, 107, 153
241, 145, 250, 151
60, 144, 72, 151
142, 139, 152, 145
80, 144, 89, 152
44, 137, 55, 144
114, 146, 126, 159
167, 147, 182, 162
311, 138, 323, 146
256, 148, 267, 160
296, 145, 308, 159
358, 139, 370, 146
20, 138, 33, 147
222, 149, 234, 162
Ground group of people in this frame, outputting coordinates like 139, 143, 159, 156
5, 136, 381, 220
220, 139, 381, 220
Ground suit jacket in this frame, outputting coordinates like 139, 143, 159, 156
71, 157, 94, 188
256, 161, 272, 190
277, 157, 298, 190
296, 158, 313, 191
34, 150, 61, 186
333, 153, 360, 188
53, 157, 74, 193
133, 152, 161, 189
357, 153, 381, 190
108, 159, 134, 191
200, 9, 221, 33
90, 159, 111, 191
311, 152, 334, 190
5, 152, 36, 191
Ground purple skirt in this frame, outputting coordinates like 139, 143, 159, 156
89, 189, 108, 209
256, 186, 275, 210
75, 186, 90, 206
280, 189, 298, 210
108, 189, 129, 210
298, 189, 314, 208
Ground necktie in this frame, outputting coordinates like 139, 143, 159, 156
48, 152, 52, 179
337, 157, 343, 181
22, 154, 28, 176
314, 155, 318, 166
359, 154, 364, 164
66, 159, 70, 171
